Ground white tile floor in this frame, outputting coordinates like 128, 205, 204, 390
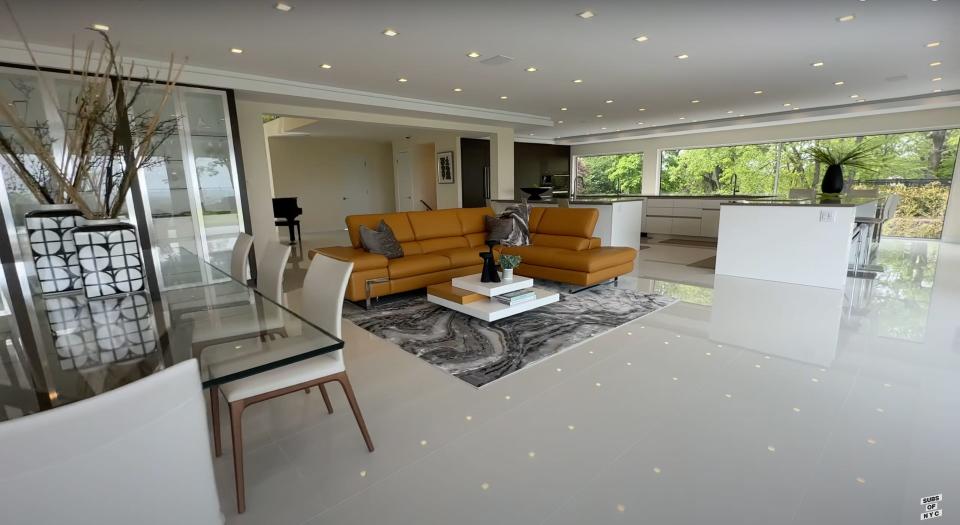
215, 235, 960, 525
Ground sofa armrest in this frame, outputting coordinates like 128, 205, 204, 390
309, 246, 388, 271
588, 237, 602, 249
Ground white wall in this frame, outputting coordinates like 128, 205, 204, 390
268, 136, 395, 232
571, 107, 960, 241
234, 98, 516, 256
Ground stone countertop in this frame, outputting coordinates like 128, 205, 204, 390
645, 194, 778, 199
721, 196, 880, 208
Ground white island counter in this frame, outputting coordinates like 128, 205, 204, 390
714, 197, 879, 289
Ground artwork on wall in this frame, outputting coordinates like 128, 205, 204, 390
437, 151, 455, 184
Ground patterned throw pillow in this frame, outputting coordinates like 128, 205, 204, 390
484, 215, 514, 243
498, 204, 530, 246
359, 220, 404, 259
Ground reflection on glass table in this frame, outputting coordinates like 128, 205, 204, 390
0, 249, 341, 420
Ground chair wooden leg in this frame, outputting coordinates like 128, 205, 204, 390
334, 372, 374, 452
319, 383, 333, 414
210, 386, 222, 457
228, 401, 247, 514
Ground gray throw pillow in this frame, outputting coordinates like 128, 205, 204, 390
359, 220, 403, 259
484, 215, 514, 243
498, 204, 531, 246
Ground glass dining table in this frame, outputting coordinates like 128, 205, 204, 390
0, 248, 342, 420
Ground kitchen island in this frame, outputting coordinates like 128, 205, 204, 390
715, 197, 879, 289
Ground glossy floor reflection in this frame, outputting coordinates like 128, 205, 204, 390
215, 237, 959, 525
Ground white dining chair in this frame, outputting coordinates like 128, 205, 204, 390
189, 240, 291, 353
788, 188, 816, 199
0, 360, 223, 525
206, 254, 373, 513
230, 232, 255, 282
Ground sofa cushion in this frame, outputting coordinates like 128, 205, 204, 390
419, 236, 469, 253
500, 245, 636, 273
310, 246, 388, 271
484, 215, 514, 243
347, 213, 414, 248
434, 246, 486, 268
456, 207, 493, 235
531, 233, 590, 251
408, 209, 462, 240
387, 254, 451, 279
532, 208, 598, 238
497, 204, 531, 246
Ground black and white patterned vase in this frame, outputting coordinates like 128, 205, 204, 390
24, 205, 86, 295
72, 220, 146, 300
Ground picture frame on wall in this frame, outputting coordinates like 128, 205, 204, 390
437, 151, 455, 184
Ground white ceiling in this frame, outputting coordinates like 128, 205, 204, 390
270, 116, 487, 143
2, 0, 957, 140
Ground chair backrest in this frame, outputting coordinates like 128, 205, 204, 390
258, 240, 292, 303
882, 194, 901, 221
847, 188, 879, 198
0, 360, 222, 524
230, 232, 254, 282
302, 254, 353, 364
789, 188, 816, 199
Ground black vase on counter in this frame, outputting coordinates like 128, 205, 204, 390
821, 164, 844, 194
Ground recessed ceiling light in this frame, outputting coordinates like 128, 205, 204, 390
739, 114, 746, 117
726, 110, 734, 114
230, 48, 243, 54
320, 63, 332, 69
679, 116, 686, 120
753, 90, 764, 94
600, 127, 607, 130
529, 133, 535, 136
634, 35, 649, 43
560, 107, 568, 111
596, 114, 603, 118
91, 23, 110, 31
934, 88, 943, 93
526, 66, 538, 72
691, 99, 700, 104
676, 54, 689, 60
926, 41, 941, 48
453, 87, 463, 92
605, 99, 614, 104
577, 10, 595, 19
932, 77, 943, 82
930, 61, 942, 67
783, 103, 792, 107
500, 95, 508, 99
836, 14, 855, 22
397, 77, 408, 83
275, 2, 293, 11
850, 93, 860, 98
811, 61, 825, 67
857, 98, 866, 102
383, 28, 398, 37
573, 79, 584, 83
637, 107, 646, 112
834, 80, 845, 85
467, 51, 481, 58
558, 120, 564, 124
792, 107, 800, 110
637, 122, 644, 125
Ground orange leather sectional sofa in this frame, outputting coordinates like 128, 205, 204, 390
309, 207, 637, 303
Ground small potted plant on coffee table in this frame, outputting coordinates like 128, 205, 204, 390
499, 254, 522, 280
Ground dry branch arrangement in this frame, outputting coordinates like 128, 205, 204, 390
0, 6, 187, 219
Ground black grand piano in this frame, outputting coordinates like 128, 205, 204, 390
273, 197, 302, 245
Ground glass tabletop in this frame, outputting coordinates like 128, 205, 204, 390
0, 248, 342, 419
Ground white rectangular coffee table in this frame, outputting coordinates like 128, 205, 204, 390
428, 274, 559, 322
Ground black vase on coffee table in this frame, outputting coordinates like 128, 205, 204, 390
480, 240, 501, 283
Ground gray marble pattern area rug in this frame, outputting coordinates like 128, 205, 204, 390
343, 282, 676, 387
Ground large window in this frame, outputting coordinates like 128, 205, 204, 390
575, 152, 643, 195
659, 129, 959, 239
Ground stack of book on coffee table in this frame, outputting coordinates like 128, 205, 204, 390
495, 289, 537, 306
